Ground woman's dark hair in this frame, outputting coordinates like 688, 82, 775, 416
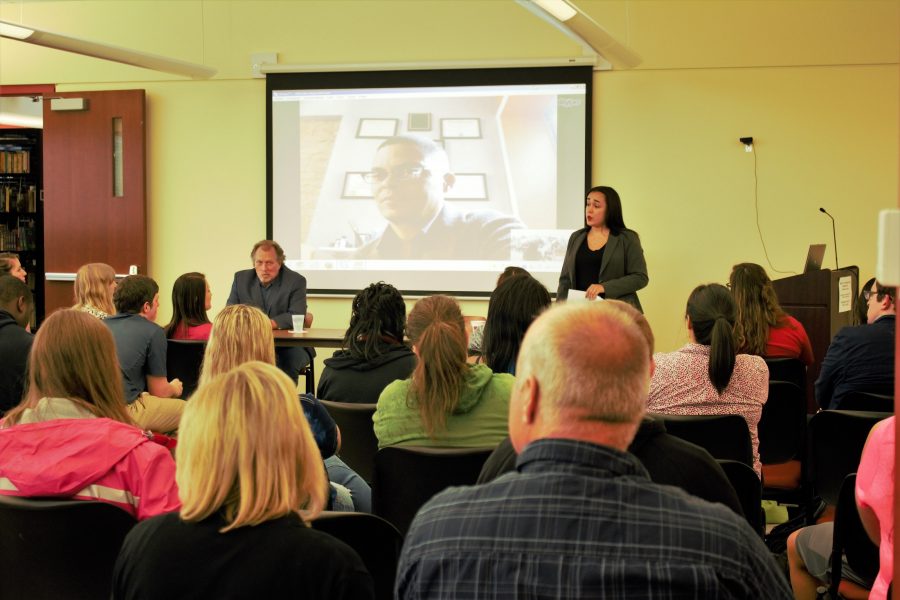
588, 185, 627, 234
406, 295, 468, 437
686, 284, 737, 394
482, 275, 551, 374
729, 262, 787, 355
854, 277, 877, 325
496, 266, 529, 288
165, 272, 210, 338
343, 282, 407, 360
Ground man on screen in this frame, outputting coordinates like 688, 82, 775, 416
354, 135, 524, 260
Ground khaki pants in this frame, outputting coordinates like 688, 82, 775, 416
129, 394, 185, 433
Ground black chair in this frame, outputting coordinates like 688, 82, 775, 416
717, 459, 764, 538
166, 339, 206, 398
300, 349, 315, 395
373, 446, 494, 536
311, 511, 403, 600
0, 495, 137, 599
807, 410, 889, 510
649, 413, 753, 468
759, 381, 807, 500
828, 474, 879, 600
839, 391, 894, 412
764, 357, 807, 396
319, 400, 378, 484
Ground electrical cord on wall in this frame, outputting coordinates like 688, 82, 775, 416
747, 141, 795, 275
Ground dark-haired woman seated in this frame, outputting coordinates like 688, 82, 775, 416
729, 263, 813, 365
374, 295, 512, 448
480, 274, 551, 375
165, 272, 212, 341
647, 284, 768, 477
317, 282, 416, 404
112, 362, 374, 599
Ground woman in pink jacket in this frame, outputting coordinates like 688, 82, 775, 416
0, 309, 180, 520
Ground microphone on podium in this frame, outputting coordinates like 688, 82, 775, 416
819, 207, 839, 269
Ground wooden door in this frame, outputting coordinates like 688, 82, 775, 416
42, 89, 146, 317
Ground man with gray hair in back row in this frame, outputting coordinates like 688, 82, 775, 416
396, 301, 791, 599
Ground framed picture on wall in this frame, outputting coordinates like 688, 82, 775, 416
341, 172, 373, 199
356, 118, 399, 139
441, 118, 481, 139
445, 173, 488, 200
408, 112, 432, 131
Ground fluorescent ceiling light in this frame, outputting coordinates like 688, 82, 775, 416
532, 0, 577, 21
0, 19, 216, 79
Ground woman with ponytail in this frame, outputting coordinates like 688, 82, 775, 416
647, 284, 768, 476
373, 295, 513, 448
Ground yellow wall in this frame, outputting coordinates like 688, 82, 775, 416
1, 0, 897, 363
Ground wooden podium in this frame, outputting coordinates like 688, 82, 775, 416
772, 268, 858, 412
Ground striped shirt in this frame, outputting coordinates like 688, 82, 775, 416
397, 438, 790, 599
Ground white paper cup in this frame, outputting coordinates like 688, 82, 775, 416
292, 314, 305, 332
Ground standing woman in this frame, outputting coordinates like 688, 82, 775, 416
165, 272, 212, 341
73, 262, 117, 320
557, 186, 648, 311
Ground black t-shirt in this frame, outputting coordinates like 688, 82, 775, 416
574, 237, 605, 292
113, 512, 374, 600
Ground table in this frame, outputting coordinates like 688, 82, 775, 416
273, 328, 345, 348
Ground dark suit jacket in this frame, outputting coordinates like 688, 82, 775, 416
815, 314, 895, 409
226, 265, 307, 330
557, 227, 648, 311
0, 309, 33, 414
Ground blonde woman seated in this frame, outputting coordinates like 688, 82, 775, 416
647, 284, 768, 477
200, 304, 370, 512
374, 295, 514, 448
0, 309, 179, 520
73, 262, 117, 319
112, 362, 375, 599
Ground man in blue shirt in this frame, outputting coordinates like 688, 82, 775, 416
227, 240, 311, 382
105, 275, 183, 432
815, 279, 895, 409
397, 301, 791, 599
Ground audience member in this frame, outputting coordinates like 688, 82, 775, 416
73, 262, 117, 320
729, 262, 813, 365
200, 304, 370, 512
647, 283, 768, 476
165, 272, 212, 340
112, 362, 374, 599
787, 416, 894, 599
373, 295, 513, 448
468, 266, 530, 356
815, 279, 895, 409
480, 273, 551, 375
478, 299, 744, 516
853, 277, 877, 325
317, 281, 416, 404
105, 275, 184, 432
0, 309, 179, 520
0, 276, 33, 413
396, 302, 790, 599
0, 252, 26, 282
226, 239, 312, 382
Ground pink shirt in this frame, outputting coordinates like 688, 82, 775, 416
765, 315, 814, 366
648, 343, 769, 476
855, 416, 894, 600
170, 322, 212, 341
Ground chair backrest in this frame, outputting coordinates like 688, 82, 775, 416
717, 459, 764, 537
373, 446, 494, 536
764, 358, 807, 395
807, 410, 889, 506
319, 400, 378, 484
839, 391, 894, 412
0, 495, 137, 598
311, 511, 403, 600
829, 473, 880, 598
649, 413, 753, 468
166, 339, 206, 399
758, 381, 807, 464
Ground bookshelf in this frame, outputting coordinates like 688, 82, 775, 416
0, 129, 43, 325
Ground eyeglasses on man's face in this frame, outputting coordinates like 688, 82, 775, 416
362, 165, 428, 184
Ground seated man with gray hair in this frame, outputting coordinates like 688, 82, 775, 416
396, 301, 791, 599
